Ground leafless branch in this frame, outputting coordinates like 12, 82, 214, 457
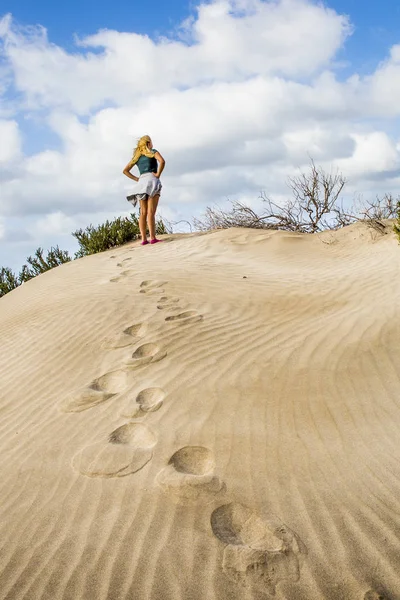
192, 159, 399, 238
165, 219, 193, 233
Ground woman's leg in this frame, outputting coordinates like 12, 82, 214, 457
139, 198, 148, 241
147, 194, 160, 240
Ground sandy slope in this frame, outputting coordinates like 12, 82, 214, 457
0, 222, 399, 600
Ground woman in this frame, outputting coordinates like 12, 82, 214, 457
123, 135, 166, 245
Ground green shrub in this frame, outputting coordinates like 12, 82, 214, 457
19, 246, 72, 282
1, 246, 71, 298
72, 213, 170, 258
0, 212, 172, 299
394, 200, 400, 243
0, 267, 20, 298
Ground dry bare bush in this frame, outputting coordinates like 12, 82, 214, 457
193, 160, 347, 233
193, 159, 398, 237
332, 193, 399, 235
192, 201, 280, 231
358, 193, 398, 233
285, 159, 346, 232
394, 200, 400, 243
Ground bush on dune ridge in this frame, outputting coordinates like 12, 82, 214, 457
394, 200, 400, 242
73, 213, 169, 258
2, 163, 400, 298
0, 267, 20, 298
0, 213, 171, 298
1, 246, 72, 298
193, 160, 400, 236
19, 246, 72, 282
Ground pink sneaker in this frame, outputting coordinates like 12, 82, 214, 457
150, 238, 163, 244
141, 240, 149, 245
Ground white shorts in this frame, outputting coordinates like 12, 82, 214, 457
126, 172, 162, 207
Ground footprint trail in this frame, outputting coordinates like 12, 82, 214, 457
102, 322, 147, 349
157, 446, 225, 504
139, 280, 167, 295
125, 343, 167, 369
165, 310, 203, 324
121, 387, 165, 418
210, 502, 307, 596
60, 369, 130, 413
72, 423, 157, 478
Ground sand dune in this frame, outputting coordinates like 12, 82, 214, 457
0, 221, 399, 600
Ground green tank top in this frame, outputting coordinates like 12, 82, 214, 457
137, 149, 158, 175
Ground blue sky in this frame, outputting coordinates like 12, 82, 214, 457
0, 0, 193, 46
3, 0, 400, 158
2, 0, 400, 73
332, 0, 400, 72
1, 0, 400, 274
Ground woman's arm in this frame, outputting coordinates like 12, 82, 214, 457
123, 160, 139, 181
153, 152, 165, 178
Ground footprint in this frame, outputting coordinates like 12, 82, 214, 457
210, 503, 307, 596
116, 263, 123, 267
92, 370, 129, 393
157, 296, 180, 310
60, 369, 130, 413
125, 343, 167, 369
156, 446, 225, 503
121, 387, 165, 418
140, 280, 167, 289
60, 388, 113, 413
101, 322, 147, 349
72, 423, 157, 478
158, 304, 182, 311
110, 270, 134, 283
139, 280, 167, 294
122, 257, 132, 262
165, 311, 203, 324
364, 592, 388, 600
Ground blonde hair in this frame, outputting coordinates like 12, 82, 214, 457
130, 135, 155, 167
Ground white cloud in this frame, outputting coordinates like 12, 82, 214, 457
0, 0, 400, 271
191, 0, 351, 77
0, 119, 21, 162
366, 45, 400, 118
35, 211, 76, 236
282, 125, 354, 163
335, 132, 400, 180
0, 0, 351, 113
